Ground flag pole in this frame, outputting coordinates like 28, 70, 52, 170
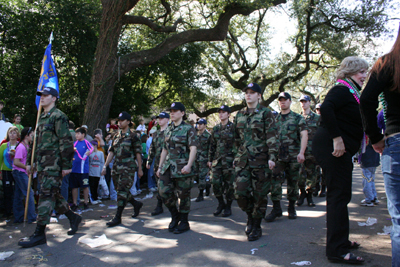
24, 104, 42, 225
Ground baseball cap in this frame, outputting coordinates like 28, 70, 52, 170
157, 112, 170, 119
90, 140, 98, 147
278, 92, 291, 101
169, 102, 185, 112
37, 87, 59, 98
243, 83, 262, 94
118, 111, 132, 121
198, 119, 207, 124
218, 105, 231, 113
316, 103, 322, 109
299, 95, 311, 102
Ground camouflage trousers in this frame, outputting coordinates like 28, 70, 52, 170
159, 167, 193, 213
316, 165, 326, 186
37, 172, 70, 225
271, 161, 301, 202
113, 172, 136, 207
211, 161, 235, 201
298, 157, 318, 192
234, 165, 271, 219
195, 161, 210, 190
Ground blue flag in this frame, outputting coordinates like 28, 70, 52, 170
36, 40, 59, 109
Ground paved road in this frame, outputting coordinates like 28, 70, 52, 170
0, 166, 392, 266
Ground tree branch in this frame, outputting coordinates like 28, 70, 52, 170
123, 15, 182, 32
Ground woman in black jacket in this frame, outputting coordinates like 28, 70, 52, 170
313, 56, 367, 264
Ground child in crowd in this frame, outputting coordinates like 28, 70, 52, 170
89, 140, 104, 204
13, 114, 24, 133
12, 127, 36, 223
70, 127, 93, 210
136, 119, 146, 134
360, 140, 381, 206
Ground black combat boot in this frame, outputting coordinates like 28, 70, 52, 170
65, 210, 82, 235
213, 196, 226, 216
205, 183, 211, 196
174, 212, 190, 234
128, 198, 143, 218
248, 218, 262, 241
245, 212, 254, 236
288, 200, 297, 219
168, 206, 180, 232
106, 206, 124, 227
306, 191, 316, 207
195, 189, 204, 202
222, 200, 232, 217
319, 185, 326, 197
265, 201, 282, 222
297, 188, 307, 206
151, 196, 164, 216
18, 224, 47, 248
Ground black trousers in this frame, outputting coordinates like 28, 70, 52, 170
313, 128, 354, 257
2, 170, 14, 216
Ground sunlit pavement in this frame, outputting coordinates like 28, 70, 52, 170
0, 166, 392, 266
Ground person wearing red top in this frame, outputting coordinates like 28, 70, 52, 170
147, 116, 157, 135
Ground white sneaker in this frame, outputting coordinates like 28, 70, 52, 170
91, 200, 99, 205
360, 199, 374, 207
373, 198, 380, 204
137, 189, 142, 194
149, 187, 158, 192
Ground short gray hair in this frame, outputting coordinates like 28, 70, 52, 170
336, 56, 369, 80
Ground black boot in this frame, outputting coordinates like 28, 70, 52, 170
213, 196, 226, 216
248, 218, 262, 241
297, 188, 306, 206
195, 190, 204, 202
168, 206, 180, 232
151, 196, 164, 216
313, 183, 320, 197
222, 200, 232, 217
65, 210, 82, 235
174, 212, 190, 234
129, 198, 143, 218
107, 206, 124, 227
265, 201, 282, 222
245, 212, 254, 236
288, 200, 297, 219
319, 185, 326, 197
18, 224, 46, 248
205, 183, 211, 196
307, 191, 316, 207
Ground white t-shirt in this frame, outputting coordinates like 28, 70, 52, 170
136, 124, 146, 133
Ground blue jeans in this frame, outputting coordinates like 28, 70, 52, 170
109, 179, 117, 201
362, 167, 377, 202
61, 174, 70, 201
382, 133, 400, 267
148, 159, 156, 189
12, 170, 36, 223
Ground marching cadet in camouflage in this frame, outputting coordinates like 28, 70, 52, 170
156, 102, 198, 234
101, 112, 143, 227
147, 112, 170, 215
297, 95, 320, 207
208, 105, 235, 217
19, 87, 81, 248
233, 83, 279, 241
195, 118, 211, 202
313, 103, 326, 197
265, 92, 308, 222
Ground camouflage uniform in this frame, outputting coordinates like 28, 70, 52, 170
209, 121, 235, 201
159, 121, 198, 213
299, 111, 320, 193
28, 106, 74, 225
148, 129, 166, 180
233, 103, 280, 219
271, 111, 307, 201
195, 130, 211, 191
109, 129, 142, 207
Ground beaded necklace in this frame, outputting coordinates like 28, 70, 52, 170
336, 78, 361, 103
74, 139, 94, 160
379, 92, 387, 125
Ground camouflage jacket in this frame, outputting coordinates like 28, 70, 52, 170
109, 129, 142, 175
234, 103, 280, 168
148, 129, 166, 171
28, 106, 74, 176
197, 130, 211, 163
161, 121, 198, 178
275, 110, 308, 162
301, 111, 320, 157
208, 121, 235, 166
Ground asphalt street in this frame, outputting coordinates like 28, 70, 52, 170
0, 166, 392, 266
